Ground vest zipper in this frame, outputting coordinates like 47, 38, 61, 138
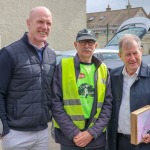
41, 64, 44, 70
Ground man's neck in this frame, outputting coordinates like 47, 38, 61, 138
79, 56, 92, 63
125, 67, 139, 76
27, 33, 45, 49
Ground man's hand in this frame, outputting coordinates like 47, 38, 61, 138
73, 131, 93, 147
142, 134, 150, 144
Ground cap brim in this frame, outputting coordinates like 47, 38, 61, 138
76, 36, 97, 41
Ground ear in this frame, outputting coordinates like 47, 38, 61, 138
140, 47, 143, 54
118, 52, 122, 59
26, 19, 30, 27
74, 41, 77, 48
94, 42, 98, 48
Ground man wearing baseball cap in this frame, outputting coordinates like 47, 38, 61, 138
52, 29, 112, 150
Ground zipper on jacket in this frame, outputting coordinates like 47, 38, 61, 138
40, 62, 44, 97
41, 64, 44, 70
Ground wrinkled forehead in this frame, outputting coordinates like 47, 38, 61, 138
122, 39, 139, 50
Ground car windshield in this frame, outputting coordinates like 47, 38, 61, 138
105, 27, 146, 47
101, 53, 119, 60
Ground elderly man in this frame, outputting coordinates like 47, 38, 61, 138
108, 34, 150, 150
0, 7, 56, 150
51, 29, 112, 150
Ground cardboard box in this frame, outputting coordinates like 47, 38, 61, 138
131, 105, 150, 145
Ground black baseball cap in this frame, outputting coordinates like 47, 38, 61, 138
76, 29, 97, 42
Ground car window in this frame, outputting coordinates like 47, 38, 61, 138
106, 27, 146, 47
93, 53, 104, 61
102, 53, 119, 60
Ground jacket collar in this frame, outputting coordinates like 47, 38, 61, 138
113, 62, 150, 77
138, 62, 150, 77
21, 32, 49, 49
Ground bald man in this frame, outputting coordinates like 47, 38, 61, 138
0, 7, 56, 150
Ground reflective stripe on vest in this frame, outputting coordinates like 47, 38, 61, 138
53, 57, 108, 130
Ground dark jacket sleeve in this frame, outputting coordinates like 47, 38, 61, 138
87, 70, 113, 139
0, 49, 14, 136
51, 62, 80, 140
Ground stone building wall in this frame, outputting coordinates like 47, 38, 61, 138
0, 0, 86, 51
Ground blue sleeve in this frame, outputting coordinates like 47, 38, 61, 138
0, 48, 14, 136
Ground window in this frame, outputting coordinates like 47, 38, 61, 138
100, 16, 105, 20
106, 26, 146, 47
88, 17, 94, 21
138, 13, 144, 17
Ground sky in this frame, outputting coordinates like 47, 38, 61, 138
86, 0, 150, 14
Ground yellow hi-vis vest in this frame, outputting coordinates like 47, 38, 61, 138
53, 57, 108, 130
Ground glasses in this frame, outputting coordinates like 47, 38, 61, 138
78, 40, 95, 46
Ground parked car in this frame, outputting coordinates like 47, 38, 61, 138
102, 17, 150, 68
104, 17, 150, 51
56, 17, 150, 70
52, 49, 61, 55
57, 49, 119, 61
56, 49, 122, 70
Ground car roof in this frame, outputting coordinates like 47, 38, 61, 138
117, 17, 150, 32
58, 49, 119, 56
94, 49, 119, 53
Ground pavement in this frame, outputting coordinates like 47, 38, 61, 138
0, 122, 60, 150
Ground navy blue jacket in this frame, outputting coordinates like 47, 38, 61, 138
0, 33, 56, 136
108, 62, 150, 150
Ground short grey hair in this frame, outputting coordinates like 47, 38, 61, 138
119, 34, 141, 53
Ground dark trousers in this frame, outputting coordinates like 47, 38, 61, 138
117, 133, 150, 150
61, 144, 105, 150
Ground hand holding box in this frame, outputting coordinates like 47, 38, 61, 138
131, 105, 150, 145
